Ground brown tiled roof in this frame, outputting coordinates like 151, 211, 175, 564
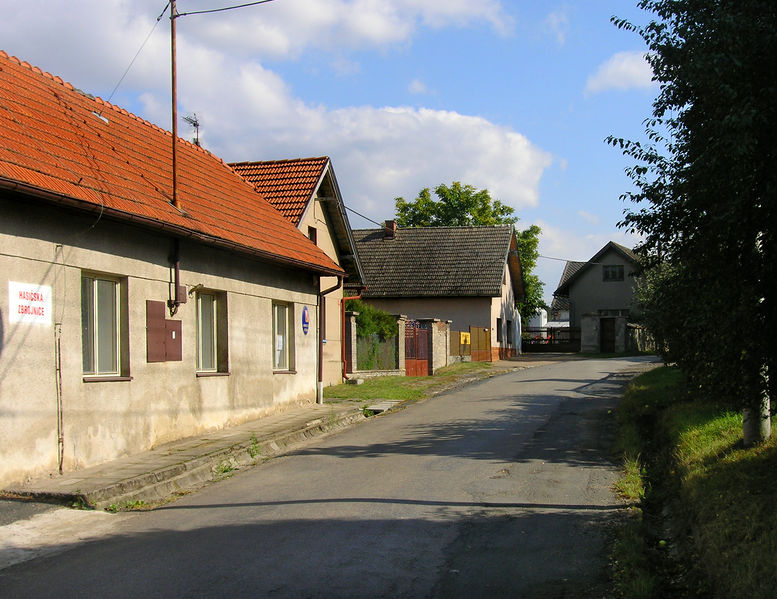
0, 51, 342, 275
354, 225, 524, 299
230, 157, 329, 226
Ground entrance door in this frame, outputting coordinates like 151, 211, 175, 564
600, 318, 615, 353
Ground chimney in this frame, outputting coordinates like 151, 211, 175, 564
384, 220, 397, 239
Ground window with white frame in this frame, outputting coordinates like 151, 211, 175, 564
197, 290, 228, 373
81, 274, 126, 376
273, 302, 294, 371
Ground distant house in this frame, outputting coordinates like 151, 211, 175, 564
230, 157, 365, 386
0, 52, 343, 488
552, 241, 640, 327
353, 223, 525, 359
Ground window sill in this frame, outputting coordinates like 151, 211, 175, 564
196, 371, 230, 378
83, 376, 133, 383
273, 369, 297, 375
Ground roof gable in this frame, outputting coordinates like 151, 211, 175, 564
230, 157, 328, 226
0, 52, 342, 275
553, 241, 639, 296
354, 225, 524, 299
230, 157, 365, 286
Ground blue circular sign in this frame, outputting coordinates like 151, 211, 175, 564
302, 306, 310, 335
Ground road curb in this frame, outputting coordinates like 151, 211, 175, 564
6, 408, 366, 510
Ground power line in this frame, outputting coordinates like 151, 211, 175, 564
177, 0, 276, 17
102, 3, 170, 107
343, 205, 386, 229
539, 254, 575, 262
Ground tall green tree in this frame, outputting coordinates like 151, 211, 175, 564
611, 0, 776, 444
394, 182, 545, 319
395, 182, 517, 227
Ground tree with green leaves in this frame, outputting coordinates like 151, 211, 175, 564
611, 0, 775, 444
394, 182, 545, 319
395, 182, 517, 227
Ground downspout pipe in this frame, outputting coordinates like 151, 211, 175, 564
318, 276, 343, 404
340, 287, 366, 381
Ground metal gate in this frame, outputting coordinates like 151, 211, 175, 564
522, 327, 581, 353
405, 320, 431, 376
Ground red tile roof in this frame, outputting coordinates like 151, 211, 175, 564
230, 157, 329, 226
0, 51, 342, 275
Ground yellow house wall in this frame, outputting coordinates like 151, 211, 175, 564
297, 197, 344, 387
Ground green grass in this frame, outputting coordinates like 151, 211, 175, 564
611, 365, 777, 599
323, 361, 500, 402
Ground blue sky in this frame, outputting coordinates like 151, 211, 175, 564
0, 0, 657, 304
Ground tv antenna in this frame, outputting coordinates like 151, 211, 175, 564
183, 113, 201, 146
168, 0, 276, 209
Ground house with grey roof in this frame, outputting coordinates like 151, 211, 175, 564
552, 241, 640, 328
353, 223, 525, 360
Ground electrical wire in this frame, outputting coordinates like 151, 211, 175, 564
343, 205, 387, 229
102, 2, 170, 107
177, 0, 276, 17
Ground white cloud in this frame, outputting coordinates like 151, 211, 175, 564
169, 0, 514, 59
577, 210, 599, 225
408, 79, 428, 95
1, 0, 547, 229
585, 51, 655, 95
544, 8, 570, 45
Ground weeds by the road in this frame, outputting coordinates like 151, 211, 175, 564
612, 366, 777, 599
105, 499, 147, 513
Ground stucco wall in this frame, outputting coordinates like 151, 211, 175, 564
568, 248, 638, 327
362, 296, 492, 331
490, 263, 521, 357
298, 198, 343, 387
0, 198, 321, 487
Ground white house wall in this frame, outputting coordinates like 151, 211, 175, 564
0, 199, 320, 488
489, 262, 521, 358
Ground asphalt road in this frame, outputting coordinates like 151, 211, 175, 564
0, 356, 658, 598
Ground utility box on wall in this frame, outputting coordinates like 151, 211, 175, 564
146, 300, 182, 362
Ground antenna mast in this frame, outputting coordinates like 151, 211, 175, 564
170, 0, 180, 209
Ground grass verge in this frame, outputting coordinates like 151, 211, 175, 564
323, 361, 508, 402
611, 365, 777, 599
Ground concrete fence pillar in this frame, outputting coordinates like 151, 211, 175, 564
580, 313, 600, 353
396, 315, 407, 374
345, 311, 358, 373
614, 316, 626, 353
418, 318, 450, 374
